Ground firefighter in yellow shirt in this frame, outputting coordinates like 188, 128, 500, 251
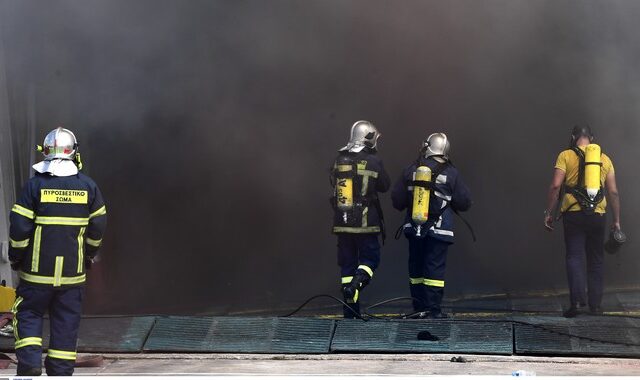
544, 126, 621, 318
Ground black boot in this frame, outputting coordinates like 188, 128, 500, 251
342, 301, 360, 319
589, 307, 603, 316
563, 305, 579, 318
428, 311, 449, 319
341, 269, 371, 319
17, 367, 42, 376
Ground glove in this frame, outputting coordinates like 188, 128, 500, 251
85, 254, 100, 270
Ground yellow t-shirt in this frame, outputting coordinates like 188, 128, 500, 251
555, 147, 614, 214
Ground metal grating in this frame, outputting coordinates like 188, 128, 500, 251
3, 313, 640, 358
515, 322, 640, 357
143, 316, 334, 353
331, 319, 513, 354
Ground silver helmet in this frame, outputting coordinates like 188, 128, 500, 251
42, 127, 78, 160
422, 132, 450, 159
339, 120, 381, 152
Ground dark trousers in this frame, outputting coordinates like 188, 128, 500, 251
562, 212, 606, 309
13, 283, 84, 376
408, 236, 450, 313
337, 233, 381, 318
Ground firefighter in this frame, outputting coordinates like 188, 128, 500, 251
544, 126, 620, 318
330, 120, 390, 318
391, 133, 471, 319
8, 127, 107, 376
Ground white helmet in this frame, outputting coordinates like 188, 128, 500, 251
339, 120, 381, 153
42, 127, 78, 160
422, 133, 450, 159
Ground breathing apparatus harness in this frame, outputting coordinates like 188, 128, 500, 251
395, 155, 476, 242
331, 152, 386, 243
562, 146, 604, 216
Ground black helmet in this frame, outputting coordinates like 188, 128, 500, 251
570, 125, 594, 147
605, 229, 627, 255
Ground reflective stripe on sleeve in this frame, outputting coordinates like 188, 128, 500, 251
409, 277, 425, 285
10, 238, 30, 248
341, 276, 354, 284
11, 204, 35, 219
89, 205, 107, 219
85, 237, 102, 247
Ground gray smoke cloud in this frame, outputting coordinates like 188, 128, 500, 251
1, 0, 639, 314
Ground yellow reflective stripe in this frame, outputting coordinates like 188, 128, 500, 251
11, 204, 35, 219
48, 348, 77, 361
31, 226, 42, 272
410, 277, 425, 285
85, 237, 102, 247
348, 289, 359, 303
341, 276, 353, 284
15, 337, 42, 349
77, 227, 86, 273
424, 278, 445, 287
357, 265, 374, 278
19, 271, 86, 286
53, 257, 64, 287
333, 226, 381, 234
11, 296, 24, 340
357, 169, 378, 178
89, 205, 107, 219
361, 207, 368, 228
361, 175, 369, 196
10, 238, 30, 248
35, 216, 89, 226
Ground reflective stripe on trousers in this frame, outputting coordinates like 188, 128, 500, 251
47, 348, 77, 361
409, 277, 445, 287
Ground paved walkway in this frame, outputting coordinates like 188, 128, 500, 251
2, 353, 640, 376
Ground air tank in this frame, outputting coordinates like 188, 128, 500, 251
336, 160, 354, 224
412, 166, 432, 236
584, 144, 602, 200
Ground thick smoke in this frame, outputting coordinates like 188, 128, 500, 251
1, 0, 639, 314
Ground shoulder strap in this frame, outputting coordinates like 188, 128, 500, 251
571, 147, 586, 187
431, 161, 449, 180
411, 160, 449, 188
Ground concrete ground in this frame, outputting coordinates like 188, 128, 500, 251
2, 353, 640, 376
